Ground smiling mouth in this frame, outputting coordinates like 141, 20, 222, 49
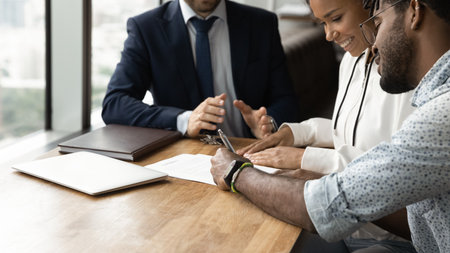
339, 37, 354, 49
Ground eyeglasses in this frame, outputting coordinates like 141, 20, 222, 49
359, 0, 404, 45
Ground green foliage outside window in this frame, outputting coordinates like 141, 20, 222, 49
0, 88, 44, 140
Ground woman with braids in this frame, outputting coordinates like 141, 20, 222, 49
237, 0, 417, 251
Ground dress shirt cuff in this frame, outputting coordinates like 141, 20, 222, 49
280, 118, 333, 147
304, 174, 361, 242
279, 122, 310, 147
176, 111, 192, 135
301, 147, 340, 174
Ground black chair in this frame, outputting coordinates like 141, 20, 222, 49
280, 22, 340, 122
290, 230, 350, 253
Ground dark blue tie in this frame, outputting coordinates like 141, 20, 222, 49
190, 17, 218, 98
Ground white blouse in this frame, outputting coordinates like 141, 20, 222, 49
283, 50, 415, 174
281, 50, 416, 240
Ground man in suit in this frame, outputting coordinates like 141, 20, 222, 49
102, 0, 298, 138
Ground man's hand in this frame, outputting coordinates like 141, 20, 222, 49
186, 93, 227, 137
211, 149, 316, 232
237, 126, 295, 155
210, 148, 250, 191
244, 147, 305, 170
233, 100, 274, 139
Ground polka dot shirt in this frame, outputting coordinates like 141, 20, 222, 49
304, 50, 450, 253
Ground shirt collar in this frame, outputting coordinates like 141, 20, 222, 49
412, 49, 450, 107
179, 0, 227, 24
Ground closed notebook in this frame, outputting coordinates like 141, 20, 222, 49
58, 124, 182, 161
12, 151, 168, 196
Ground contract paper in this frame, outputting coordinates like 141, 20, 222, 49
146, 154, 279, 185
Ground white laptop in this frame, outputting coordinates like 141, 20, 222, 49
12, 151, 168, 195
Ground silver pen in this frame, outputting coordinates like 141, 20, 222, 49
218, 129, 235, 153
270, 117, 278, 132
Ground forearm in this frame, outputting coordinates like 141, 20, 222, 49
102, 93, 184, 129
235, 167, 316, 232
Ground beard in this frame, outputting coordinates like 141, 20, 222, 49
185, 0, 221, 15
378, 19, 417, 94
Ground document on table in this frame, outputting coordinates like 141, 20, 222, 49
145, 154, 279, 185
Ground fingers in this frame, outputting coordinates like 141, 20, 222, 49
240, 130, 285, 155
255, 106, 267, 119
210, 149, 231, 190
258, 115, 274, 137
210, 148, 249, 190
235, 103, 271, 138
238, 127, 293, 154
246, 154, 277, 168
217, 93, 227, 101
204, 94, 226, 108
216, 147, 248, 162
244, 147, 303, 170
187, 94, 227, 137
238, 137, 278, 156
236, 144, 254, 156
244, 149, 280, 168
197, 95, 226, 124
233, 99, 252, 115
198, 106, 225, 123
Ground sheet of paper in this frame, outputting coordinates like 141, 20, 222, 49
146, 154, 279, 185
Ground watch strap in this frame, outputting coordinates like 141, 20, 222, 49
223, 160, 244, 188
230, 162, 253, 193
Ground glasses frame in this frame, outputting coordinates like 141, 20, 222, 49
359, 0, 405, 45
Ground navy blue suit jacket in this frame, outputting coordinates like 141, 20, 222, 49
102, 0, 298, 137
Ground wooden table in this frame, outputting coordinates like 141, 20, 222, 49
0, 137, 301, 252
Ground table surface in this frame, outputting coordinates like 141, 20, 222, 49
0, 137, 301, 253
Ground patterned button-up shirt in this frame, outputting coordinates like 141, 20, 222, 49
304, 50, 450, 253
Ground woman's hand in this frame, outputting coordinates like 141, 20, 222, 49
237, 126, 295, 156
244, 146, 305, 170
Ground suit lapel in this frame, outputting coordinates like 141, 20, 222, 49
226, 1, 249, 98
160, 0, 203, 106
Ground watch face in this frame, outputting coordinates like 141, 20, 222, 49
223, 160, 237, 179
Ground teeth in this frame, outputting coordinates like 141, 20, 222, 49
340, 37, 353, 48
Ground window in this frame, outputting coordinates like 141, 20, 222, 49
91, 0, 160, 125
0, 0, 46, 148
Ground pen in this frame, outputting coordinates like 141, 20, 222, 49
270, 117, 278, 132
218, 129, 235, 153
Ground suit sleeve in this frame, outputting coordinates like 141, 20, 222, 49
265, 15, 299, 125
102, 18, 184, 130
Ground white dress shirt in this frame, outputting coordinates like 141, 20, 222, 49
177, 0, 245, 137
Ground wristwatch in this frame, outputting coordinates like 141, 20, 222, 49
223, 160, 245, 188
